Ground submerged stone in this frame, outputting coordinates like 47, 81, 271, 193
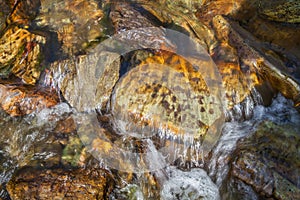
0, 26, 46, 84
6, 167, 114, 199
259, 0, 300, 23
5, 0, 41, 26
161, 166, 220, 200
36, 0, 104, 55
0, 0, 9, 33
212, 15, 300, 112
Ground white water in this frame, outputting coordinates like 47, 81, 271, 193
161, 166, 220, 200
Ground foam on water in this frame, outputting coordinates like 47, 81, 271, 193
160, 166, 220, 200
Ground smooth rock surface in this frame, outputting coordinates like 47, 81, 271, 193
50, 50, 120, 112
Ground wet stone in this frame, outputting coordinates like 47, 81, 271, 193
0, 0, 10, 33
5, 0, 40, 26
0, 26, 46, 85
138, 0, 216, 52
0, 84, 59, 116
6, 167, 114, 200
111, 51, 220, 139
50, 50, 120, 112
228, 121, 300, 199
161, 166, 220, 200
36, 0, 104, 55
110, 3, 155, 33
258, 0, 300, 23
212, 15, 300, 112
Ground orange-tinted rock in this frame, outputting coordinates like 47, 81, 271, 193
0, 84, 59, 116
242, 16, 300, 78
212, 15, 300, 110
6, 0, 40, 25
6, 167, 114, 200
0, 26, 46, 84
196, 0, 255, 26
54, 116, 77, 134
36, 0, 104, 55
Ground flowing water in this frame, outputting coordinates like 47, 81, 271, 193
0, 93, 299, 199
1, 0, 300, 199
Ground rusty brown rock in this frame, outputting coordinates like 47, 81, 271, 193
0, 26, 46, 85
6, 167, 114, 200
54, 116, 77, 134
196, 0, 256, 27
110, 3, 155, 33
212, 15, 300, 111
0, 84, 59, 116
6, 0, 40, 26
36, 0, 104, 55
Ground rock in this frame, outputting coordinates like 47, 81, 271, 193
0, 84, 59, 116
229, 121, 300, 199
0, 26, 46, 84
109, 3, 176, 52
6, 0, 40, 26
138, 0, 216, 53
0, 0, 10, 33
29, 139, 62, 169
50, 50, 120, 112
61, 135, 85, 167
212, 15, 300, 111
258, 0, 300, 23
110, 3, 155, 33
111, 50, 221, 137
36, 0, 104, 55
54, 116, 77, 134
242, 16, 300, 81
196, 0, 255, 27
6, 167, 114, 200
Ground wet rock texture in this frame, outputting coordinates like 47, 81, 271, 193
6, 167, 114, 200
198, 0, 300, 111
0, 84, 58, 116
0, 0, 300, 199
50, 50, 120, 112
36, 0, 104, 55
228, 121, 300, 199
0, 26, 46, 85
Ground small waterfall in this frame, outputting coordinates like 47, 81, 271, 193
225, 87, 264, 122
